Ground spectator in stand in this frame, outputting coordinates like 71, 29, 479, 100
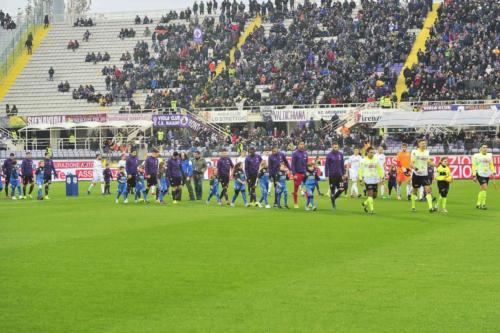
48, 67, 54, 81
44, 15, 49, 28
25, 37, 33, 55
83, 30, 91, 42
67, 40, 79, 51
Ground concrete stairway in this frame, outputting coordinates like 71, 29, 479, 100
2, 18, 156, 114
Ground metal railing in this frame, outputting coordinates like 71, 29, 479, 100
2, 99, 499, 120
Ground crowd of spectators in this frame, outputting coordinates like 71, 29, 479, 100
119, 28, 136, 39
74, 18, 94, 27
402, 0, 499, 101
56, 0, 497, 117
197, 0, 431, 108
0, 10, 16, 29
72, 84, 114, 106
136, 121, 498, 156
85, 51, 110, 63
104, 0, 438, 111
102, 9, 250, 111
67, 40, 80, 51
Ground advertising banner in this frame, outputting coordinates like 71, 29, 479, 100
30, 155, 499, 182
26, 115, 65, 126
65, 114, 107, 123
200, 110, 247, 123
313, 108, 349, 120
452, 103, 500, 111
269, 108, 349, 122
107, 114, 152, 122
26, 114, 107, 126
357, 110, 383, 123
152, 114, 205, 131
270, 109, 308, 122
384, 155, 500, 179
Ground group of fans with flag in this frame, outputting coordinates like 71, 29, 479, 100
1, 140, 497, 214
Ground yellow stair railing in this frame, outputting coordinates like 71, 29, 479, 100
0, 24, 52, 101
395, 3, 440, 103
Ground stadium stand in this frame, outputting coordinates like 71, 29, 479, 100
2, 18, 156, 114
119, 0, 434, 109
401, 0, 499, 101
0, 0, 499, 159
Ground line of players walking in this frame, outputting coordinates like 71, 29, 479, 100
1, 152, 57, 200
92, 139, 496, 214
2, 140, 496, 214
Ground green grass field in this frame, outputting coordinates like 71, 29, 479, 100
1, 180, 499, 332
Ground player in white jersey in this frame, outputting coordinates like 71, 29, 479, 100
472, 144, 496, 210
374, 146, 387, 198
236, 150, 246, 170
88, 153, 105, 195
409, 139, 436, 213
117, 153, 127, 174
347, 148, 363, 198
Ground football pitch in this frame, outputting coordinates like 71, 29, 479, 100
1, 180, 499, 332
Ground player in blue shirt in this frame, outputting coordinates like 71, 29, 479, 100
231, 162, 248, 207
303, 162, 320, 211
206, 168, 222, 205
135, 165, 148, 203
10, 159, 22, 200
158, 161, 169, 204
206, 168, 221, 204
257, 160, 270, 208
115, 166, 128, 204
35, 161, 44, 200
276, 162, 290, 209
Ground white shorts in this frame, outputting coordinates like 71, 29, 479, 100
93, 173, 104, 183
349, 171, 359, 181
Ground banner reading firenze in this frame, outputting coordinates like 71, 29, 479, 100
39, 155, 499, 182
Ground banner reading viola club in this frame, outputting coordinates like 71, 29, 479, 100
41, 155, 500, 182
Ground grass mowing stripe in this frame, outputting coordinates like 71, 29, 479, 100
0, 180, 499, 332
